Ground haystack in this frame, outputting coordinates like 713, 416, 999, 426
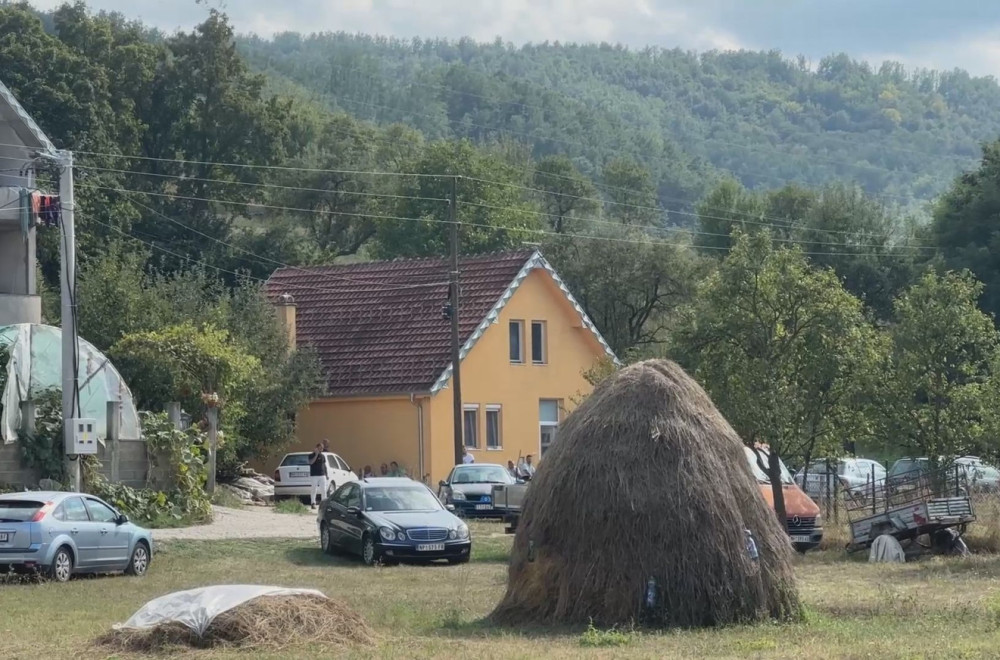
98, 594, 375, 652
490, 359, 801, 628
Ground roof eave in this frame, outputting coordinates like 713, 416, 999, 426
0, 79, 57, 154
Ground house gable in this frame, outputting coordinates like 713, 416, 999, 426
430, 251, 617, 394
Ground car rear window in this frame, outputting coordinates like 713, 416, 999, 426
280, 454, 310, 467
0, 500, 44, 522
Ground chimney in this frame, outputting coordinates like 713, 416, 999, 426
275, 292, 296, 352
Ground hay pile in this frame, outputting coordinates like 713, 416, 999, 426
490, 359, 801, 628
97, 594, 375, 652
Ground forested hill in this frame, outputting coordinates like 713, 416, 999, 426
239, 33, 1000, 213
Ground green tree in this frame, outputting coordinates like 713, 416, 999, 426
675, 233, 882, 526
546, 227, 705, 357
533, 155, 599, 233
373, 140, 540, 257
601, 157, 661, 226
931, 139, 1000, 321
878, 271, 999, 464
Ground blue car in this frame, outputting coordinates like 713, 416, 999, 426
0, 491, 153, 582
318, 477, 471, 566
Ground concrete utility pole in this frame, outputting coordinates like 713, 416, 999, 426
58, 150, 80, 492
449, 176, 464, 467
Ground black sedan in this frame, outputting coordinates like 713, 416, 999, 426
318, 477, 472, 566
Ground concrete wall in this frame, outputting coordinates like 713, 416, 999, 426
0, 292, 41, 326
0, 440, 148, 490
0, 226, 35, 297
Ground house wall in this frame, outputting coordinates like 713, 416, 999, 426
254, 395, 432, 483
427, 268, 606, 483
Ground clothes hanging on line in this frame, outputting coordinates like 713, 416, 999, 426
37, 195, 60, 228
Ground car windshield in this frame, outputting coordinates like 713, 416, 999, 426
450, 466, 514, 484
890, 459, 926, 477
744, 447, 794, 485
280, 454, 311, 467
0, 500, 44, 522
365, 486, 442, 512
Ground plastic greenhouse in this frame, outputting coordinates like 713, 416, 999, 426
0, 324, 140, 443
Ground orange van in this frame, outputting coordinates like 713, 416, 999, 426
744, 446, 823, 553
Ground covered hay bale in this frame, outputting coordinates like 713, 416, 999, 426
490, 359, 801, 628
97, 594, 375, 652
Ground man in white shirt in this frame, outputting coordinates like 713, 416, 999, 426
462, 447, 475, 464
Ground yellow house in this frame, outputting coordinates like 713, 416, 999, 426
264, 249, 617, 485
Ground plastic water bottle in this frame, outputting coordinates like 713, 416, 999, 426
745, 529, 759, 560
645, 577, 657, 609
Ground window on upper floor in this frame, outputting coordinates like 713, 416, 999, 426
509, 320, 524, 363
531, 321, 547, 364
486, 406, 502, 449
464, 405, 480, 449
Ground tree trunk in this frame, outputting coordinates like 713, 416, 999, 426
768, 451, 787, 531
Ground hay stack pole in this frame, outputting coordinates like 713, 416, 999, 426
491, 359, 801, 628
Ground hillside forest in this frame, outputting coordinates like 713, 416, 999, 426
5, 2, 1000, 482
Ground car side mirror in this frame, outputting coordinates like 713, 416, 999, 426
446, 504, 456, 512
439, 480, 448, 488
346, 506, 361, 517
117, 514, 129, 525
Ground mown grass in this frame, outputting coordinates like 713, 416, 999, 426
3, 521, 1000, 659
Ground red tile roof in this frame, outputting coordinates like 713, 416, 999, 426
266, 250, 536, 397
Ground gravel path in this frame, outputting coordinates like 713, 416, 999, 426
152, 506, 317, 542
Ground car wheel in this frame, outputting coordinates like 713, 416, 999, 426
320, 523, 335, 555
126, 542, 150, 576
361, 534, 381, 566
47, 546, 73, 583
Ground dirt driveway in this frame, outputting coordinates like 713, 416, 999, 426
152, 506, 317, 542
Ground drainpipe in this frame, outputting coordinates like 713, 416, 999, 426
410, 394, 425, 482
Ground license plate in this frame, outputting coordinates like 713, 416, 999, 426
475, 504, 492, 510
0, 532, 8, 543
417, 543, 445, 552
790, 535, 811, 543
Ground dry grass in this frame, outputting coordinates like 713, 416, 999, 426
96, 594, 375, 652
494, 360, 800, 628
4, 521, 1000, 658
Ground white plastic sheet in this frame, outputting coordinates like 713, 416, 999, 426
0, 323, 141, 443
116, 585, 328, 636
869, 534, 906, 563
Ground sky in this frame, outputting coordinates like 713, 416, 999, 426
27, 0, 1000, 78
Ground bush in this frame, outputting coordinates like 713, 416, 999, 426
84, 412, 212, 526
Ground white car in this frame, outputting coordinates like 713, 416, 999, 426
794, 458, 886, 499
273, 451, 358, 504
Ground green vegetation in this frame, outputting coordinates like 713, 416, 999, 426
274, 498, 311, 515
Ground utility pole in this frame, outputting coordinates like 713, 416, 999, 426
449, 176, 464, 467
58, 150, 80, 492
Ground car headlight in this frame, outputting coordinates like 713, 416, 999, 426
814, 514, 823, 528
451, 491, 466, 501
449, 529, 458, 540
379, 526, 397, 542
396, 531, 406, 541
458, 525, 470, 540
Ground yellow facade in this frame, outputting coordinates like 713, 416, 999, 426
268, 268, 608, 485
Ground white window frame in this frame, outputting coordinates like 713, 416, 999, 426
539, 399, 561, 456
509, 320, 525, 364
531, 320, 547, 365
485, 405, 502, 450
463, 404, 480, 450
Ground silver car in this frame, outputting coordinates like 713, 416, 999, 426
0, 491, 153, 582
794, 458, 887, 498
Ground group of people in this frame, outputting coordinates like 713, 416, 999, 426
460, 447, 536, 480
359, 462, 408, 479
306, 439, 409, 508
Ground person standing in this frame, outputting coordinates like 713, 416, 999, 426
308, 443, 327, 509
361, 465, 375, 478
507, 460, 518, 479
388, 461, 407, 477
524, 454, 537, 479
379, 463, 389, 476
462, 447, 475, 464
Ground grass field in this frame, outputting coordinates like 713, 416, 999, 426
3, 521, 1000, 659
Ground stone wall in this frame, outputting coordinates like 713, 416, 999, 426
0, 439, 147, 490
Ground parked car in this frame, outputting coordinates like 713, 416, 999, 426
793, 458, 887, 499
273, 451, 358, 504
888, 456, 1000, 493
0, 491, 152, 582
438, 463, 521, 518
745, 446, 823, 553
318, 477, 471, 565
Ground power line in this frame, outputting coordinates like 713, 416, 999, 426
83, 181, 928, 258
